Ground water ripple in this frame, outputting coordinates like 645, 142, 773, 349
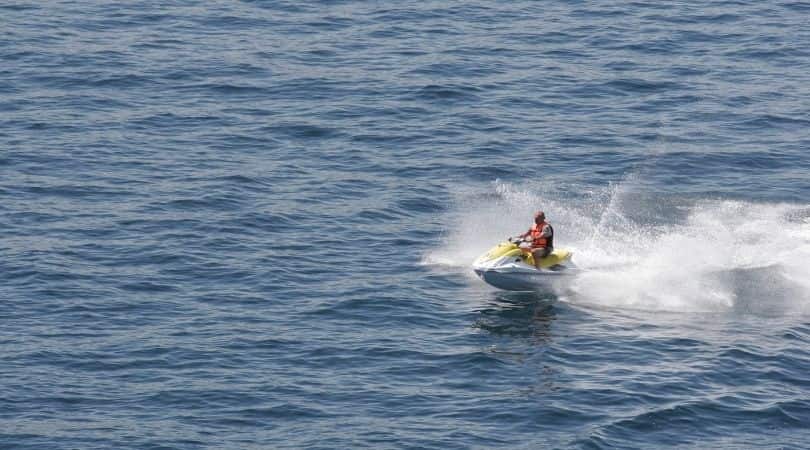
2, 0, 810, 448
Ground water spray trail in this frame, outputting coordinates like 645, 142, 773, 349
426, 180, 810, 313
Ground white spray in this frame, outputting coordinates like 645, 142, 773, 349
424, 180, 810, 313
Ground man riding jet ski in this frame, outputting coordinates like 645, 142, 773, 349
472, 211, 575, 291
521, 211, 554, 266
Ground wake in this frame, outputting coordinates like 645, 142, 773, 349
425, 180, 810, 313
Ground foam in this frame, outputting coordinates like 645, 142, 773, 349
425, 180, 810, 313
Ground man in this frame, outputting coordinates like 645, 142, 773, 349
520, 211, 554, 268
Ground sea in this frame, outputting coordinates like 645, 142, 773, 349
2, 1, 810, 449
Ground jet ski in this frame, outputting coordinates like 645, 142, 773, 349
472, 237, 576, 291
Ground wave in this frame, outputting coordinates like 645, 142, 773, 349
424, 179, 810, 313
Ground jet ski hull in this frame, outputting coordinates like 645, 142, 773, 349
474, 267, 576, 291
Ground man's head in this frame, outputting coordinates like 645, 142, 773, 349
534, 211, 546, 224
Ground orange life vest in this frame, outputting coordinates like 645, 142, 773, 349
530, 221, 554, 249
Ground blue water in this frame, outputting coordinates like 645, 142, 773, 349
3, 1, 810, 448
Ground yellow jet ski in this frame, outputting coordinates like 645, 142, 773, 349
472, 237, 576, 291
